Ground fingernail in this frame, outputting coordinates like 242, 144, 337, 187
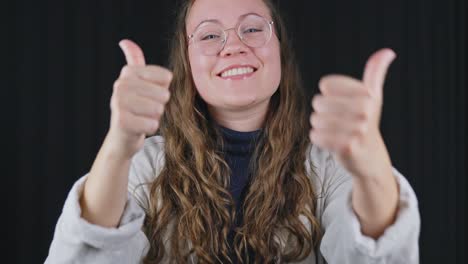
386, 48, 397, 61
118, 39, 127, 50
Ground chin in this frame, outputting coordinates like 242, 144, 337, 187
225, 99, 258, 110
198, 86, 272, 111
215, 96, 258, 109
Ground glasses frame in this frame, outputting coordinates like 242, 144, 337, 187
187, 14, 275, 55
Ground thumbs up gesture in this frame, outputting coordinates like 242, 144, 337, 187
309, 49, 396, 180
106, 39, 173, 159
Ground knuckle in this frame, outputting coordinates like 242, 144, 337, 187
155, 66, 173, 81
309, 113, 315, 125
146, 66, 173, 84
310, 113, 320, 127
150, 104, 161, 117
355, 122, 368, 137
161, 73, 172, 84
165, 72, 174, 84
155, 103, 165, 115
113, 78, 128, 94
358, 109, 370, 121
153, 87, 170, 104
148, 120, 159, 133
318, 76, 330, 90
340, 141, 353, 156
113, 92, 126, 109
120, 65, 133, 77
162, 91, 171, 103
113, 79, 121, 92
311, 96, 321, 110
320, 83, 331, 95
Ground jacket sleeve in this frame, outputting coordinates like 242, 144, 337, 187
317, 153, 421, 264
44, 175, 149, 264
44, 137, 166, 264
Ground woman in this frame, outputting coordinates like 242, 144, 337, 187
46, 0, 420, 263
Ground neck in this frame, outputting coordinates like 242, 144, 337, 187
208, 100, 269, 132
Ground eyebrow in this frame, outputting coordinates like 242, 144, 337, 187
193, 12, 264, 29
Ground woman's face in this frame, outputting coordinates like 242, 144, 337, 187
186, 0, 281, 113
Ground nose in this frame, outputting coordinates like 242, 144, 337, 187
219, 29, 249, 57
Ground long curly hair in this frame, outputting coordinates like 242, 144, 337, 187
143, 0, 321, 263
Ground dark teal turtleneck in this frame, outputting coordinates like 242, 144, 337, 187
219, 125, 261, 263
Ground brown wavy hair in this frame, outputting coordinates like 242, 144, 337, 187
143, 0, 321, 263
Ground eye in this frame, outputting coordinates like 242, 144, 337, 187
201, 34, 221, 41
244, 28, 263, 34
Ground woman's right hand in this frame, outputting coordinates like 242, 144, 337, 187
106, 39, 173, 160
79, 39, 172, 228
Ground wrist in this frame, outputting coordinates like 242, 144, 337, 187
101, 132, 136, 162
352, 168, 399, 238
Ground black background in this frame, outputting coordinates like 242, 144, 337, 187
2, 0, 465, 263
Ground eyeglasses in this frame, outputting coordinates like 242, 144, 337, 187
188, 14, 274, 56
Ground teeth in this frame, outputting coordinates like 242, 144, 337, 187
220, 67, 254, 78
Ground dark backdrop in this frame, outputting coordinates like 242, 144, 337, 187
2, 0, 465, 263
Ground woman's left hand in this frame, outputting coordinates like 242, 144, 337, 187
309, 49, 396, 181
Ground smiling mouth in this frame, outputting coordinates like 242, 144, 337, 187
217, 66, 258, 78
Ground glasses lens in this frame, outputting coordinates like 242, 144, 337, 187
238, 15, 271, 48
192, 23, 224, 55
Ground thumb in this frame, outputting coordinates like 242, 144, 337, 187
119, 39, 146, 66
362, 48, 396, 99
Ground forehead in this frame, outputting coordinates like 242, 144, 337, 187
186, 0, 272, 32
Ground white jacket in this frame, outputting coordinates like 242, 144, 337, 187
45, 136, 420, 263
